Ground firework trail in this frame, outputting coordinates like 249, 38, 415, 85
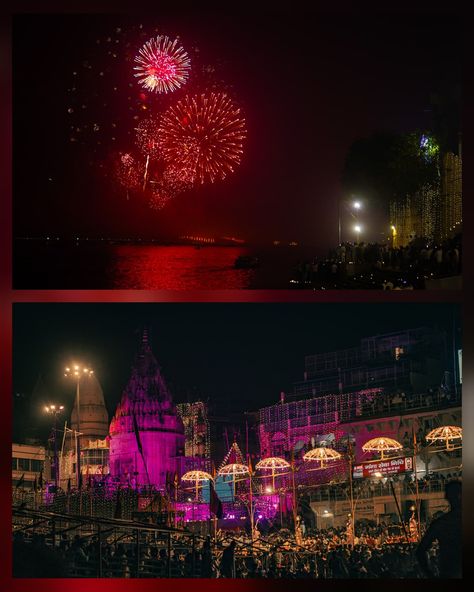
135, 117, 161, 190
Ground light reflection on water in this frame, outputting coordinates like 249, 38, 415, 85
107, 246, 256, 290
14, 241, 307, 289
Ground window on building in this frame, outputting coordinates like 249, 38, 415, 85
18, 458, 30, 471
394, 347, 405, 360
31, 460, 44, 472
12, 458, 18, 471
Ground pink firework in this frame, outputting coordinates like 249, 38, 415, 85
134, 35, 191, 94
158, 92, 246, 184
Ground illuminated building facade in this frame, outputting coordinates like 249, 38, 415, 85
439, 151, 462, 239
258, 325, 461, 526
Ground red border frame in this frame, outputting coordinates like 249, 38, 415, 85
1, 4, 469, 591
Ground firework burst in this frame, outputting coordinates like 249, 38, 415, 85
158, 92, 246, 184
135, 117, 161, 157
149, 182, 174, 210
134, 35, 191, 94
162, 163, 196, 191
114, 152, 142, 192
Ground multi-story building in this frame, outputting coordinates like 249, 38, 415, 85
258, 326, 461, 528
294, 327, 447, 401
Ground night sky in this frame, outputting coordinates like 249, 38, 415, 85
13, 302, 460, 442
13, 10, 461, 247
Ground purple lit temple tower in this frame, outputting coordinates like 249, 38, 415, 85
108, 330, 185, 489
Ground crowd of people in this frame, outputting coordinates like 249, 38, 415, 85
292, 235, 461, 288
12, 523, 422, 578
13, 479, 462, 579
357, 385, 460, 419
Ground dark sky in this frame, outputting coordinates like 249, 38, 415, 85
13, 302, 460, 441
13, 10, 461, 247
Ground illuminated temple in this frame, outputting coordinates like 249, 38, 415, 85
108, 330, 185, 489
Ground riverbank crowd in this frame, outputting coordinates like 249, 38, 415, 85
293, 235, 462, 288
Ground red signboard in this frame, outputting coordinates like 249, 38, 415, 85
353, 456, 413, 479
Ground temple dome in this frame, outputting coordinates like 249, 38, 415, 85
70, 373, 109, 439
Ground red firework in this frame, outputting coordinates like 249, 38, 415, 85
134, 35, 191, 94
115, 152, 142, 191
158, 92, 246, 184
135, 117, 161, 158
149, 182, 174, 210
162, 163, 196, 191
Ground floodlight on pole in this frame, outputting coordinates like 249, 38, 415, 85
44, 403, 65, 488
65, 364, 93, 487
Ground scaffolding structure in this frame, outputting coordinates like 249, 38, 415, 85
176, 401, 211, 459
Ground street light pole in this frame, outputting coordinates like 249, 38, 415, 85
347, 439, 355, 547
339, 199, 363, 245
65, 364, 93, 488
45, 404, 65, 489
338, 200, 342, 245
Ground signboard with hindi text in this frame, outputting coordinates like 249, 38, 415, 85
353, 456, 413, 479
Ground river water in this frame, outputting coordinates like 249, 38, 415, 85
14, 242, 320, 290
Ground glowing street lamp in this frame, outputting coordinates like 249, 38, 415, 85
44, 404, 65, 488
338, 198, 364, 244
65, 364, 93, 487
